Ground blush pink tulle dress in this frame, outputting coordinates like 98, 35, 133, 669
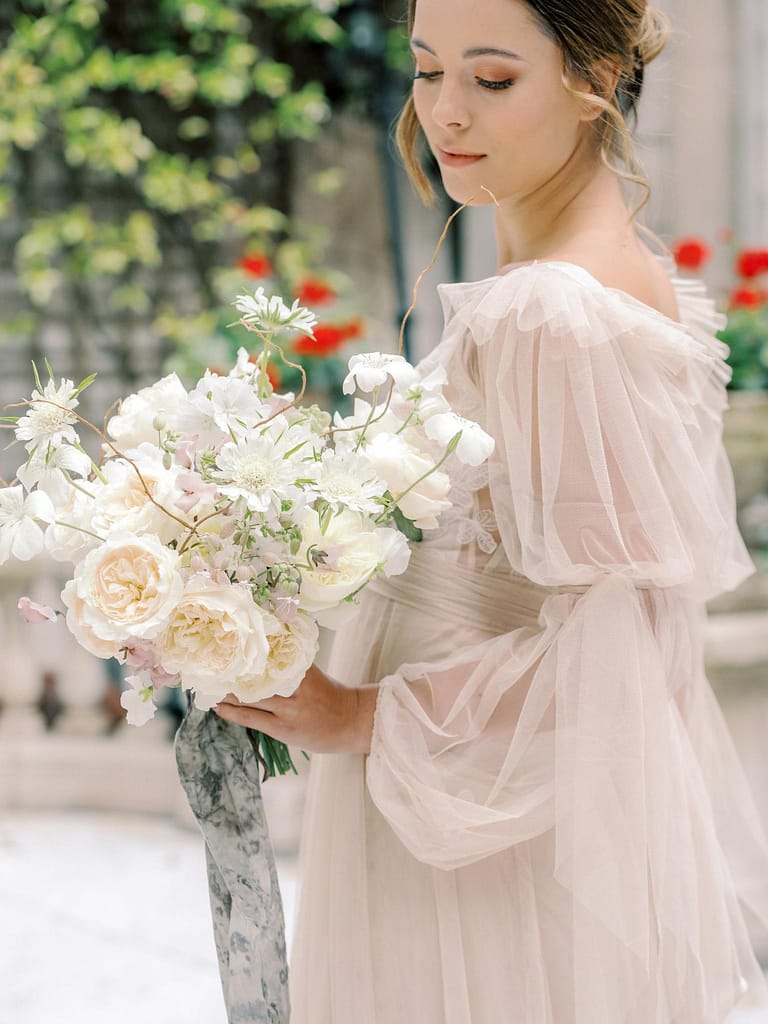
290, 262, 768, 1024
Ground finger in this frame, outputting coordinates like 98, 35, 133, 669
220, 695, 290, 714
214, 702, 281, 736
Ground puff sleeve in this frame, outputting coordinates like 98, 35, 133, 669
362, 265, 767, 1019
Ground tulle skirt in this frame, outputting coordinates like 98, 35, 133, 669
289, 546, 768, 1023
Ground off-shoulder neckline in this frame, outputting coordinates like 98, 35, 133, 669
491, 259, 689, 331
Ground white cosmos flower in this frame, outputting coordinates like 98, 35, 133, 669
0, 486, 56, 564
424, 412, 496, 466
212, 434, 305, 515
342, 353, 419, 397
15, 378, 80, 451
17, 445, 92, 505
234, 288, 318, 338
313, 449, 387, 514
176, 371, 267, 448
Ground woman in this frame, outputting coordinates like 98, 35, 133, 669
214, 0, 768, 1020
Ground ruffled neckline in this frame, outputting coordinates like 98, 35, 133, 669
436, 258, 730, 385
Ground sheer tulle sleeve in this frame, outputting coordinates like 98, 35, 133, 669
366, 268, 765, 967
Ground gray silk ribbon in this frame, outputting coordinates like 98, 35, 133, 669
174, 701, 291, 1023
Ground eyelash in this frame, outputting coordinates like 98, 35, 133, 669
412, 70, 514, 91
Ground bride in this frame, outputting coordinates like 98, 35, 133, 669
213, 0, 768, 1019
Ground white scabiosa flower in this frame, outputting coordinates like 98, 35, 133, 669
313, 449, 387, 514
212, 434, 305, 515
234, 287, 318, 338
15, 378, 80, 451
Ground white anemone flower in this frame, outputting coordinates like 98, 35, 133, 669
424, 412, 496, 467
212, 434, 305, 515
234, 288, 318, 338
17, 445, 92, 505
0, 485, 56, 564
15, 378, 80, 451
313, 449, 387, 514
342, 353, 419, 396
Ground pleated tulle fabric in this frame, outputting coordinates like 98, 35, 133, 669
289, 262, 768, 1024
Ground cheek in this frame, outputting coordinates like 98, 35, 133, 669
412, 88, 432, 133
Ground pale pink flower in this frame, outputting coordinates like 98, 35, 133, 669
18, 596, 58, 623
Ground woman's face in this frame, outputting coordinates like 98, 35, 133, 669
410, 0, 593, 206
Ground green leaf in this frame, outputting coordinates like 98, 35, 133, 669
392, 506, 423, 542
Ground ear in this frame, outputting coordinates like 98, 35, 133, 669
591, 56, 622, 100
566, 57, 622, 123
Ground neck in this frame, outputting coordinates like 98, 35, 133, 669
493, 139, 632, 269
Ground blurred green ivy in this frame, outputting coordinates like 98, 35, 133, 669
0, 0, 376, 381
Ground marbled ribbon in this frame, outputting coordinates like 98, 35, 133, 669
175, 702, 290, 1023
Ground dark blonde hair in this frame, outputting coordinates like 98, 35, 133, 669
397, 0, 670, 208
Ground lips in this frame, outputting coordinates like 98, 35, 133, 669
436, 148, 486, 168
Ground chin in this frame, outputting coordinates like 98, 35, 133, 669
440, 176, 498, 206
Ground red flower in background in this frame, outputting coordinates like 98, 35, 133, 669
295, 277, 337, 306
736, 249, 768, 280
729, 287, 767, 311
293, 319, 364, 356
672, 237, 712, 272
238, 253, 273, 278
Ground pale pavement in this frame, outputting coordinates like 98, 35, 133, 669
1, 810, 766, 1024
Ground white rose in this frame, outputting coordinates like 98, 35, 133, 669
107, 374, 187, 449
365, 433, 451, 530
92, 445, 188, 544
236, 612, 319, 701
159, 575, 271, 703
298, 508, 411, 625
62, 533, 183, 657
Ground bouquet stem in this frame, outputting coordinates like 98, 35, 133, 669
246, 728, 305, 780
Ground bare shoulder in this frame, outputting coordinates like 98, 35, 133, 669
544, 243, 681, 322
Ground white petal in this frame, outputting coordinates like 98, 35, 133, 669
10, 518, 46, 561
25, 489, 56, 524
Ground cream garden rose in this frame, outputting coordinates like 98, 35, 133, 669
91, 444, 188, 544
159, 574, 273, 706
298, 507, 410, 625
236, 611, 319, 701
61, 532, 183, 657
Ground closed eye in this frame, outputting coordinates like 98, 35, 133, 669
476, 77, 514, 91
413, 70, 443, 81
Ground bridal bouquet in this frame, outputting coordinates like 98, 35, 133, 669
1, 288, 494, 774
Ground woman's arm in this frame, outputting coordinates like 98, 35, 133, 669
213, 666, 378, 755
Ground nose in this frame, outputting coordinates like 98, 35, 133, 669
430, 77, 471, 131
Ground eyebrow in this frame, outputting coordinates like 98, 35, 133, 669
411, 38, 527, 62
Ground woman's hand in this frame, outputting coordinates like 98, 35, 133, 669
213, 665, 377, 755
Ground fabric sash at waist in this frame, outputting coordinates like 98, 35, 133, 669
366, 543, 558, 636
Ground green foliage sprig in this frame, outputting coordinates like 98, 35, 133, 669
0, 0, 355, 370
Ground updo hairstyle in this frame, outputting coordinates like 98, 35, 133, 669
397, 0, 671, 208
